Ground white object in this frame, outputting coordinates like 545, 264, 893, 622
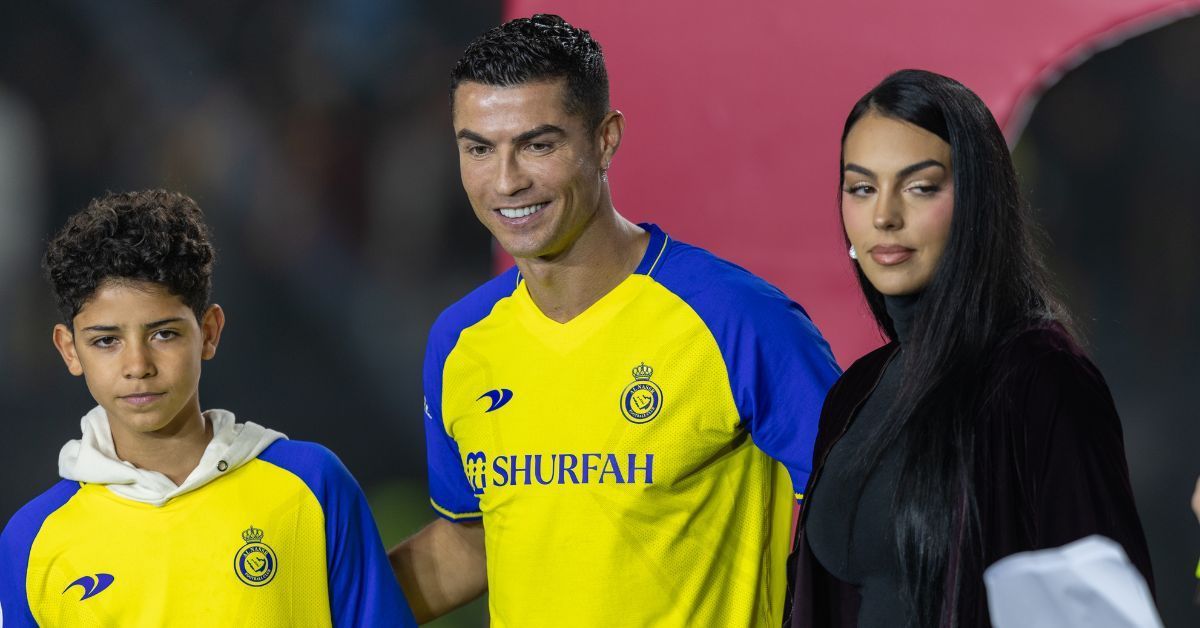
58, 405, 285, 507
984, 534, 1161, 628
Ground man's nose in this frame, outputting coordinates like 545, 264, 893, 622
495, 152, 532, 197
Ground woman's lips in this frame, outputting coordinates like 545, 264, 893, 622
869, 245, 915, 266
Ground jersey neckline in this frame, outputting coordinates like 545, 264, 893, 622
508, 223, 671, 340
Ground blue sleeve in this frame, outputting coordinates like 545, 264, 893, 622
259, 442, 416, 628
654, 244, 841, 498
737, 295, 841, 499
424, 338, 482, 521
423, 267, 519, 521
0, 481, 81, 628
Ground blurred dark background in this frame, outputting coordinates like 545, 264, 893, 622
0, 1, 500, 625
0, 2, 1194, 626
1012, 14, 1200, 626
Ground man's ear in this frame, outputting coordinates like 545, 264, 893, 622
200, 304, 226, 360
596, 109, 625, 171
52, 324, 84, 377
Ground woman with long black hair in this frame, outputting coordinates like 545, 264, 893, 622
789, 69, 1153, 627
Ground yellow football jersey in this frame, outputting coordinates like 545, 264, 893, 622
424, 224, 840, 626
0, 441, 414, 627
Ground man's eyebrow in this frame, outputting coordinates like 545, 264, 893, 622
512, 124, 565, 144
456, 125, 566, 146
456, 129, 492, 144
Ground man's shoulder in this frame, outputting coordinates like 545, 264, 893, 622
659, 237, 780, 292
1, 480, 81, 551
654, 235, 813, 327
652, 232, 837, 383
429, 266, 521, 346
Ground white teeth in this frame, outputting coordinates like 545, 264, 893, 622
499, 203, 547, 219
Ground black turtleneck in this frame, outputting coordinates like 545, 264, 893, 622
805, 293, 921, 627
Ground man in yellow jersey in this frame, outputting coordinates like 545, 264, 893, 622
389, 14, 841, 626
0, 190, 415, 627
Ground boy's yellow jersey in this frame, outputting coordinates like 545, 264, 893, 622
0, 441, 415, 627
424, 224, 840, 626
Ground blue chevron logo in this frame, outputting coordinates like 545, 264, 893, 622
63, 573, 115, 600
477, 389, 514, 412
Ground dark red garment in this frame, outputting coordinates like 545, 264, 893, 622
788, 323, 1154, 627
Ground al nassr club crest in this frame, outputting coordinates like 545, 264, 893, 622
620, 363, 663, 424
233, 525, 278, 587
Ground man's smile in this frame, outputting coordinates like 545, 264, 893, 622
497, 202, 548, 219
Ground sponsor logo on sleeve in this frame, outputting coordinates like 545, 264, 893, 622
477, 389, 514, 412
62, 574, 115, 600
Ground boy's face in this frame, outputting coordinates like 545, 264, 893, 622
52, 279, 224, 442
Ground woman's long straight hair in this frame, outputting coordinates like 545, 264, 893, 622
839, 69, 1064, 627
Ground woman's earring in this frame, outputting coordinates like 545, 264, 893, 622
849, 245, 858, 260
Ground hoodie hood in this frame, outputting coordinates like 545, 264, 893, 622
58, 405, 286, 507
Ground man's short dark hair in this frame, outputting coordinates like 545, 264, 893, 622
450, 13, 610, 131
44, 189, 215, 325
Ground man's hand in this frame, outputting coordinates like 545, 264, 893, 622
389, 518, 487, 623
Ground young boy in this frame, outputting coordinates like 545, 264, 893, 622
0, 190, 415, 627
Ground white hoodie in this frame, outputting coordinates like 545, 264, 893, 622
58, 405, 286, 507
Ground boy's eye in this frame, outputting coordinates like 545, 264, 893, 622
91, 336, 118, 348
152, 329, 179, 341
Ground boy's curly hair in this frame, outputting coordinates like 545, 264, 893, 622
44, 189, 215, 324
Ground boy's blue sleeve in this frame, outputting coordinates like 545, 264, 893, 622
260, 442, 417, 628
1, 515, 39, 628
0, 480, 81, 628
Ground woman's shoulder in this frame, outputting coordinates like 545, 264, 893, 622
988, 320, 1117, 431
845, 341, 899, 377
819, 341, 898, 417
995, 321, 1103, 386
831, 341, 897, 393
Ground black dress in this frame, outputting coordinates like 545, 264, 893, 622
790, 317, 1153, 627
804, 294, 919, 627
